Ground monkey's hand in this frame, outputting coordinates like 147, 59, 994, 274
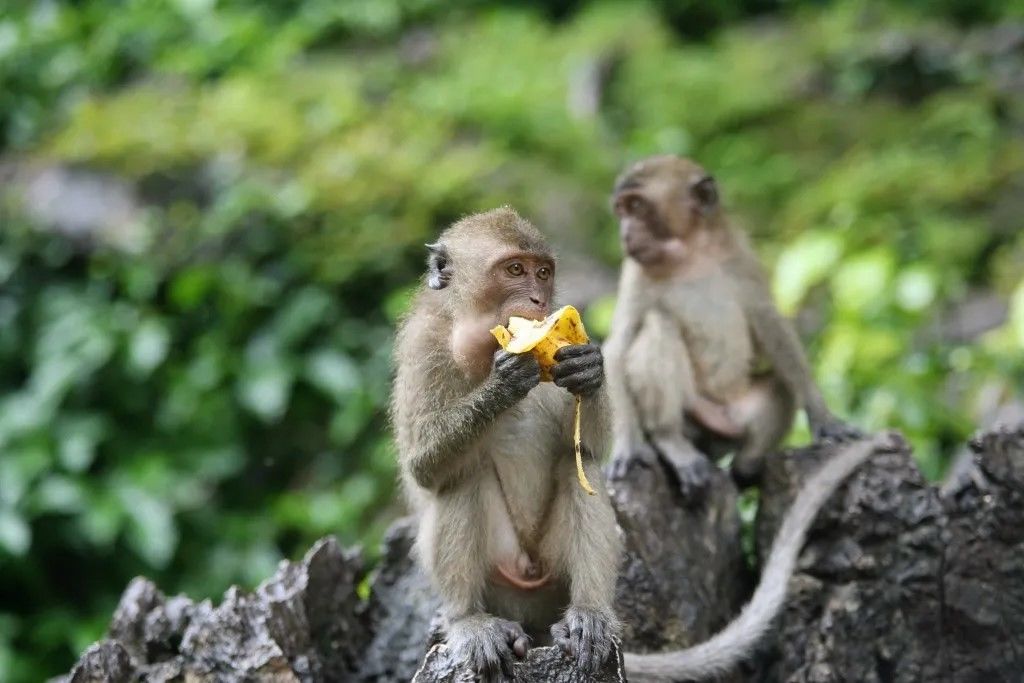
551, 344, 604, 396
447, 614, 530, 682
607, 437, 659, 480
811, 414, 863, 443
551, 606, 618, 674
490, 349, 541, 407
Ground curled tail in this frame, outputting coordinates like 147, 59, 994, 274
624, 434, 889, 682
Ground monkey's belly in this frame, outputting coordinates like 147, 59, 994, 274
669, 279, 755, 401
481, 446, 557, 593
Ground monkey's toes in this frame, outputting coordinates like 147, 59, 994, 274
448, 617, 528, 682
670, 456, 712, 504
551, 607, 616, 674
607, 441, 658, 480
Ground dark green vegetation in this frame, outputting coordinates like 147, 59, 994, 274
1, 1, 1023, 680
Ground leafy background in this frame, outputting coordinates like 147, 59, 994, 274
1, 0, 1023, 680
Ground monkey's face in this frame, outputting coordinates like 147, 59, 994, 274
445, 246, 555, 381
481, 250, 554, 324
611, 156, 719, 268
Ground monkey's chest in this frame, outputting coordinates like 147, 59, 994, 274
486, 396, 563, 547
663, 278, 754, 399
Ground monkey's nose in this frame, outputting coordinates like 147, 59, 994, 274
530, 297, 544, 306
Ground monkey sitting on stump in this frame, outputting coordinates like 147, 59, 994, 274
604, 155, 862, 501
393, 206, 890, 682
392, 208, 620, 680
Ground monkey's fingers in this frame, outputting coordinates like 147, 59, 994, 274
553, 343, 598, 361
553, 366, 603, 396
550, 619, 572, 656
550, 350, 600, 376
501, 622, 531, 659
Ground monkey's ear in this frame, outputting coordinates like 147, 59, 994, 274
425, 242, 452, 290
692, 175, 719, 210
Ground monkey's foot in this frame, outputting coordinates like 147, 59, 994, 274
550, 606, 618, 674
660, 448, 713, 504
447, 615, 530, 682
607, 439, 659, 480
812, 418, 864, 443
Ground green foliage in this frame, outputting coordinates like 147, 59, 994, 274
1, 1, 1023, 680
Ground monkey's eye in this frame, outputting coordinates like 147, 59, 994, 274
537, 266, 551, 280
506, 262, 525, 276
622, 196, 643, 215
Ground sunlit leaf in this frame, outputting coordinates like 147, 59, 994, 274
773, 232, 842, 314
0, 510, 30, 556
128, 318, 171, 374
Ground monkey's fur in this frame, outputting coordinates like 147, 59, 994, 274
392, 208, 620, 680
605, 155, 861, 500
393, 206, 884, 682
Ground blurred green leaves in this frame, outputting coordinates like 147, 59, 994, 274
1, 1, 1023, 682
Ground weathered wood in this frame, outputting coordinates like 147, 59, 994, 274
59, 426, 1024, 682
756, 425, 1024, 682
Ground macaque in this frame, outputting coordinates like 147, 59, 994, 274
393, 206, 886, 682
604, 155, 861, 499
392, 208, 621, 680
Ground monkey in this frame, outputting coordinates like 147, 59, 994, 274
393, 206, 889, 682
603, 155, 862, 500
391, 208, 622, 680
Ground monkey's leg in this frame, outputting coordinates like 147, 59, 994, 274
428, 480, 529, 681
728, 375, 796, 487
626, 311, 713, 500
543, 453, 622, 674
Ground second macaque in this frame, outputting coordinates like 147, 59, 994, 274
604, 155, 860, 499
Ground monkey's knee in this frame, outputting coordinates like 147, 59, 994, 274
728, 379, 795, 486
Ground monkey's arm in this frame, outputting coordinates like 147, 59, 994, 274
399, 350, 540, 491
725, 253, 857, 440
745, 301, 858, 440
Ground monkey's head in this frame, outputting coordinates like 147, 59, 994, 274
611, 155, 720, 268
426, 206, 555, 330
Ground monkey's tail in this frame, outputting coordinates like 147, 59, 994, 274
623, 434, 890, 682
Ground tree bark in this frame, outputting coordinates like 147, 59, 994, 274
60, 425, 1024, 682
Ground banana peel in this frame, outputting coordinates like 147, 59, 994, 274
490, 305, 596, 496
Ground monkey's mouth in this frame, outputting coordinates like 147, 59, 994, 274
625, 243, 662, 265
507, 305, 550, 322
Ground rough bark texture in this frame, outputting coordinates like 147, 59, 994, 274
61, 537, 368, 683
607, 457, 753, 680
756, 426, 1024, 682
411, 642, 627, 683
61, 426, 1024, 682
